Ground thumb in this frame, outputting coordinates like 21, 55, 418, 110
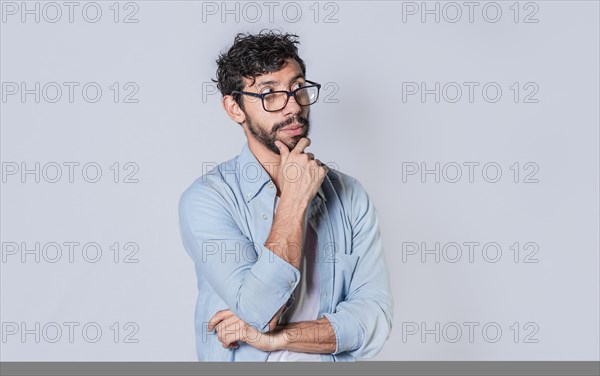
274, 140, 289, 157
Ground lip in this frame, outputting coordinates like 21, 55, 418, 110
280, 125, 303, 136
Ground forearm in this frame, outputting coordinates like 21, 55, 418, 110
264, 195, 309, 270
260, 196, 309, 327
272, 316, 336, 354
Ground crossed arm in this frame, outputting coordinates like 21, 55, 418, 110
179, 178, 393, 358
207, 309, 337, 353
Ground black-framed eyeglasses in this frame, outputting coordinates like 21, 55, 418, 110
232, 80, 321, 112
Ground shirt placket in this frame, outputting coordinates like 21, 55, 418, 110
309, 197, 334, 316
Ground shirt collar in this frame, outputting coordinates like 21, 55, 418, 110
237, 141, 327, 204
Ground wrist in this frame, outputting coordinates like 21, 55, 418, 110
271, 327, 287, 351
278, 193, 310, 214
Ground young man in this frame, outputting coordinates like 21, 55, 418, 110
178, 31, 393, 361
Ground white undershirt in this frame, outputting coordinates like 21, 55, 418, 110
266, 195, 322, 362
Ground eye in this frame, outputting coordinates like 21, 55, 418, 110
291, 82, 305, 90
260, 87, 273, 95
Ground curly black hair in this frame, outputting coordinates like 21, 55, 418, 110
213, 30, 307, 108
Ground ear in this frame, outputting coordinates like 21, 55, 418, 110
222, 95, 246, 124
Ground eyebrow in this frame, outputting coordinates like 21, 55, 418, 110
255, 73, 305, 89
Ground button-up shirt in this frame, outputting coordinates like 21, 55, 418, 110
178, 141, 393, 361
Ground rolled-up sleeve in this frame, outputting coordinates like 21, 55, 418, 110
322, 178, 394, 359
178, 181, 300, 333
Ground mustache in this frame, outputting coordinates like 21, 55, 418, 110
273, 115, 309, 132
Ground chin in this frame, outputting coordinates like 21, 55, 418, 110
287, 137, 302, 147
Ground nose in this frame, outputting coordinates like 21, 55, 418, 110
281, 92, 302, 117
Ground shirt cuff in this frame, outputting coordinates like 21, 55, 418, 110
322, 310, 364, 355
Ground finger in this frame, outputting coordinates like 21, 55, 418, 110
207, 309, 234, 331
304, 152, 314, 160
274, 140, 289, 158
215, 317, 244, 344
315, 160, 329, 178
208, 310, 228, 331
216, 320, 241, 349
225, 339, 240, 349
292, 137, 311, 154
225, 341, 239, 349
220, 316, 243, 336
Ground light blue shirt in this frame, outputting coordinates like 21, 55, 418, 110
178, 142, 393, 361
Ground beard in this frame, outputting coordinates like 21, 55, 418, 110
245, 112, 311, 155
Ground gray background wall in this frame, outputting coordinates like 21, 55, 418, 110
1, 0, 598, 360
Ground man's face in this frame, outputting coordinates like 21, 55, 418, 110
239, 59, 311, 155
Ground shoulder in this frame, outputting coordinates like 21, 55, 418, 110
179, 155, 241, 214
326, 168, 369, 204
324, 168, 374, 224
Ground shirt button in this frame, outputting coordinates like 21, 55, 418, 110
262, 214, 268, 220
289, 281, 295, 287
268, 183, 274, 189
